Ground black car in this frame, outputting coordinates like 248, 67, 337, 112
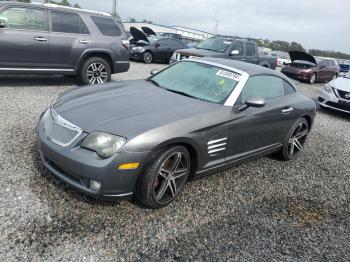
0, 2, 130, 85
37, 58, 315, 209
129, 27, 187, 63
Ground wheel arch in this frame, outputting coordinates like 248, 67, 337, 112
301, 114, 313, 130
259, 61, 270, 68
151, 138, 200, 177
77, 50, 114, 73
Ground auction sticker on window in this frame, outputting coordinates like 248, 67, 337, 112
216, 70, 241, 81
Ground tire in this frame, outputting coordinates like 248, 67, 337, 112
136, 146, 191, 209
277, 118, 309, 161
143, 51, 153, 64
79, 57, 111, 85
309, 73, 317, 84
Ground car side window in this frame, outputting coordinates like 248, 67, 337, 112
0, 7, 46, 31
91, 16, 121, 37
239, 75, 284, 103
51, 11, 89, 34
157, 39, 170, 48
246, 43, 256, 57
283, 80, 296, 95
231, 42, 244, 56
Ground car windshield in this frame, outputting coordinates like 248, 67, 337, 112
196, 38, 232, 53
150, 61, 240, 104
343, 72, 350, 79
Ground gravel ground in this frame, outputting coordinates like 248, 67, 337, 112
0, 62, 349, 261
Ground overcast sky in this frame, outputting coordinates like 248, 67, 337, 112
49, 0, 349, 53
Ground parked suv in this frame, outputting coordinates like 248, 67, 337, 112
0, 2, 130, 85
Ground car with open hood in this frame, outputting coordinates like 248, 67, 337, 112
281, 51, 340, 84
170, 37, 277, 69
37, 58, 315, 209
318, 71, 350, 113
129, 27, 187, 63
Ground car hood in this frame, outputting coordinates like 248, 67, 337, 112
289, 51, 317, 65
141, 26, 157, 36
333, 76, 350, 92
130, 27, 149, 43
54, 80, 219, 138
175, 48, 222, 57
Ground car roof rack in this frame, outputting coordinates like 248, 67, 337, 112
43, 3, 111, 17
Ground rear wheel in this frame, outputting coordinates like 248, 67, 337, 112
136, 146, 190, 209
143, 51, 153, 64
278, 118, 309, 161
309, 73, 317, 84
80, 57, 111, 85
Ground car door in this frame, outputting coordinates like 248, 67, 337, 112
154, 39, 172, 62
225, 75, 298, 162
48, 10, 91, 70
0, 5, 49, 68
317, 60, 330, 80
244, 42, 259, 65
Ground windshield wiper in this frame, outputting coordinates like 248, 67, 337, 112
165, 89, 203, 100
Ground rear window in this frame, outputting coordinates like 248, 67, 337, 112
91, 16, 121, 37
51, 11, 89, 34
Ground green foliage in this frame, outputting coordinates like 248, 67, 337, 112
309, 49, 350, 60
49, 0, 81, 8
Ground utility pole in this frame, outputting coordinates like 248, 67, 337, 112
112, 0, 118, 18
214, 20, 219, 36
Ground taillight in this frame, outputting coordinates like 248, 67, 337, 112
122, 40, 129, 49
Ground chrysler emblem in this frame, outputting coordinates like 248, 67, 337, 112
345, 93, 350, 99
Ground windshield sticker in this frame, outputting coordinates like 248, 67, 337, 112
216, 70, 241, 81
223, 41, 232, 45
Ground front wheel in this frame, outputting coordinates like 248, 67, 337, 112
278, 118, 309, 161
80, 57, 111, 85
143, 51, 153, 64
136, 146, 191, 209
309, 73, 317, 84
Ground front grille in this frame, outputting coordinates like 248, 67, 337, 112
336, 89, 350, 100
43, 109, 83, 147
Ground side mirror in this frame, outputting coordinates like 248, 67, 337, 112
0, 19, 6, 29
150, 69, 159, 75
246, 96, 266, 108
230, 50, 240, 56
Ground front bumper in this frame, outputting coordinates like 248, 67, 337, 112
318, 88, 350, 113
282, 70, 311, 81
37, 113, 151, 200
129, 51, 143, 61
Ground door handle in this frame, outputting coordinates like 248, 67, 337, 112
79, 40, 91, 44
282, 107, 294, 113
34, 36, 47, 42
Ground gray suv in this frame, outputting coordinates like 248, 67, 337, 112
0, 2, 130, 85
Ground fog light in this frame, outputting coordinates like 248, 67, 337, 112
118, 163, 140, 170
90, 180, 102, 190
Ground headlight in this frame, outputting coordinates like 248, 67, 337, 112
131, 46, 145, 52
324, 83, 333, 93
81, 132, 126, 158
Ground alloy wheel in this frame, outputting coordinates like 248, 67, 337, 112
288, 122, 309, 157
86, 63, 108, 84
310, 73, 316, 84
153, 152, 189, 203
143, 52, 153, 64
